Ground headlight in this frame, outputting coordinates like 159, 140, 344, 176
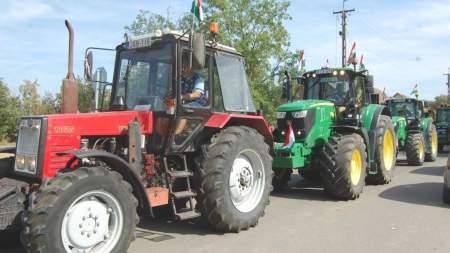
292, 110, 308, 118
276, 111, 286, 119
15, 118, 41, 175
339, 70, 345, 76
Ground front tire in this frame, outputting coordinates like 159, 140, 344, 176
320, 134, 367, 200
23, 167, 138, 253
425, 124, 438, 162
196, 126, 272, 232
405, 133, 425, 166
367, 115, 396, 184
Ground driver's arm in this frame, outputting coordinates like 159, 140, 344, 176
183, 77, 205, 101
183, 91, 202, 101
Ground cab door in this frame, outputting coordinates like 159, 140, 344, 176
168, 48, 213, 153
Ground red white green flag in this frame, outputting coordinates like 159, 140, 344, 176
191, 0, 204, 22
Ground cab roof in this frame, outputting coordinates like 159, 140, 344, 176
123, 30, 241, 56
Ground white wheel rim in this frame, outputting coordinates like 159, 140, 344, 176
229, 149, 265, 213
61, 190, 123, 253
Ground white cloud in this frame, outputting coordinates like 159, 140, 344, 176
0, 0, 53, 23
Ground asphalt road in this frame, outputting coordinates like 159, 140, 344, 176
4, 153, 449, 253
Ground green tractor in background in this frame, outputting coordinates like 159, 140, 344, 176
385, 98, 438, 165
436, 106, 450, 152
272, 67, 397, 200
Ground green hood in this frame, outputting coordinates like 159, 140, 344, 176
277, 100, 334, 112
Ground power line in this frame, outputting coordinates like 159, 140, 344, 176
333, 0, 355, 67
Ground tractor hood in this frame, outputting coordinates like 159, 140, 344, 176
277, 100, 334, 112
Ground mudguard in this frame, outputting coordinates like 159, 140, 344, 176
361, 104, 391, 168
59, 149, 153, 217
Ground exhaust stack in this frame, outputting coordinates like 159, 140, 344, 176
61, 20, 78, 113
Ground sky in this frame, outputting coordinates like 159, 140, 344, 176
0, 0, 450, 100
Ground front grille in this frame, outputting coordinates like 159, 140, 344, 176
276, 109, 315, 142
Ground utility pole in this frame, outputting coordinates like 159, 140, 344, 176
445, 68, 450, 104
333, 0, 355, 67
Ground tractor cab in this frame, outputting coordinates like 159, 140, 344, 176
386, 98, 425, 129
86, 31, 256, 152
296, 67, 376, 124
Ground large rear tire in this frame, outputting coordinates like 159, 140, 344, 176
196, 126, 272, 232
320, 134, 367, 200
425, 124, 438, 162
367, 115, 396, 185
22, 167, 138, 253
405, 133, 425, 166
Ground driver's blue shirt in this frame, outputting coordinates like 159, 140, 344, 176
182, 73, 207, 106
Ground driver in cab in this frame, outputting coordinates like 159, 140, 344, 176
174, 56, 207, 138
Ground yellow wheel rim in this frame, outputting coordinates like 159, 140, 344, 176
350, 149, 362, 185
383, 129, 395, 171
419, 141, 425, 160
431, 132, 438, 155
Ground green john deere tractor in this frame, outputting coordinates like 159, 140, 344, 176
272, 67, 396, 200
385, 98, 438, 165
436, 107, 450, 152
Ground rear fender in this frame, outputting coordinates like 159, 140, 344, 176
361, 104, 392, 168
205, 113, 274, 152
60, 150, 153, 217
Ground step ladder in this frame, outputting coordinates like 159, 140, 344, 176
163, 155, 201, 220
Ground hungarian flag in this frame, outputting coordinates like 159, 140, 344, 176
283, 122, 295, 149
410, 84, 419, 98
347, 42, 356, 64
191, 0, 204, 22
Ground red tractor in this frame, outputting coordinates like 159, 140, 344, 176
0, 21, 273, 252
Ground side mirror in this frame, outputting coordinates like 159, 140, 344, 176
281, 71, 292, 101
370, 93, 380, 104
84, 51, 93, 81
191, 32, 205, 69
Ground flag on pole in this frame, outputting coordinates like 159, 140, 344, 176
410, 84, 419, 98
191, 0, 204, 22
283, 122, 295, 149
347, 42, 356, 64
299, 50, 306, 75
326, 58, 330, 68
359, 54, 365, 70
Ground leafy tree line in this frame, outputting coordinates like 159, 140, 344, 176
0, 78, 93, 142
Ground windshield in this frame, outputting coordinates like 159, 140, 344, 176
114, 43, 172, 111
305, 75, 350, 105
215, 53, 255, 112
388, 101, 420, 119
437, 109, 450, 123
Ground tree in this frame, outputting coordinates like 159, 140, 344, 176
40, 92, 60, 114
434, 95, 448, 105
78, 78, 94, 113
18, 79, 41, 115
0, 80, 21, 142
